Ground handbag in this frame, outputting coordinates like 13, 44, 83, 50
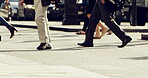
41, 0, 51, 6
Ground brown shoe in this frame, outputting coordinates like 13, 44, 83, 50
94, 36, 101, 39
76, 30, 86, 35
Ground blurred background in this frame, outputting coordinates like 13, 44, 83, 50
0, 0, 148, 26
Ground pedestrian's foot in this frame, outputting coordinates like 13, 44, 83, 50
101, 28, 108, 37
10, 26, 18, 38
76, 30, 86, 35
37, 43, 52, 50
77, 42, 93, 47
107, 31, 113, 35
118, 36, 132, 48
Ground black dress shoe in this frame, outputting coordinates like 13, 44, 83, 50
118, 36, 132, 48
10, 27, 18, 38
37, 43, 52, 50
78, 42, 93, 47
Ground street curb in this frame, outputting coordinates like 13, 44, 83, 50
12, 24, 148, 32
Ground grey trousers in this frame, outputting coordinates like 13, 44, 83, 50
34, 0, 51, 43
85, 0, 129, 43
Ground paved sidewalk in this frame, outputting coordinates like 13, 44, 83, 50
0, 54, 110, 78
0, 21, 148, 78
9, 21, 148, 32
0, 26, 111, 78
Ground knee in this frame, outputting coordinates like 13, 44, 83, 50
35, 15, 44, 22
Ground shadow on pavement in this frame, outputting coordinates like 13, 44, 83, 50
120, 56, 148, 60
0, 50, 38, 52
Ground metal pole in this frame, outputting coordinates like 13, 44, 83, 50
131, 0, 137, 26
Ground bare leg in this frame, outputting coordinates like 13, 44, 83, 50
99, 22, 108, 37
94, 24, 101, 39
0, 17, 17, 38
94, 21, 108, 39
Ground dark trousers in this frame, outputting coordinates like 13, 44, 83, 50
85, 0, 129, 43
0, 16, 11, 30
82, 15, 89, 31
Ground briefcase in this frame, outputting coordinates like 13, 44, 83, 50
41, 0, 51, 6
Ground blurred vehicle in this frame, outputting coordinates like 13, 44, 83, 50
50, 0, 87, 21
17, 1, 35, 20
9, 0, 19, 20
16, 0, 87, 21
47, 4, 64, 21
47, 0, 64, 21
17, 1, 59, 21
0, 0, 11, 21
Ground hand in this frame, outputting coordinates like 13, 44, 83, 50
87, 14, 91, 18
101, 0, 105, 4
51, 1, 56, 4
19, 0, 24, 5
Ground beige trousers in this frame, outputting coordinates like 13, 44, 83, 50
34, 0, 51, 43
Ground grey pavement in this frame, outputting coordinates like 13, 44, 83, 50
0, 21, 148, 78
0, 26, 110, 78
0, 54, 109, 78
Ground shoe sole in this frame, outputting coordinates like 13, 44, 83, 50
37, 47, 52, 50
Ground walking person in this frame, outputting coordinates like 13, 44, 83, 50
0, 16, 17, 38
78, 0, 132, 48
76, 0, 108, 39
20, 0, 52, 50
0, 0, 17, 38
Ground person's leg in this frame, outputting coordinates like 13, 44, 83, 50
98, 21, 108, 37
84, 2, 102, 43
97, 0, 132, 47
0, 16, 12, 29
34, 0, 50, 43
34, 0, 51, 50
94, 24, 101, 39
82, 14, 89, 31
45, 10, 51, 44
76, 14, 89, 35
97, 0, 127, 41
0, 16, 17, 38
78, 2, 102, 47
